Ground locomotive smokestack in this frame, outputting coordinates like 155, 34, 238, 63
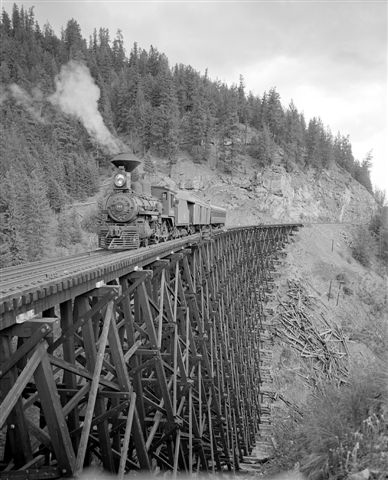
111, 153, 143, 172
111, 153, 144, 191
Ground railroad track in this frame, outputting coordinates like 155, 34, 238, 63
0, 224, 299, 298
0, 234, 203, 329
0, 238, 198, 298
0, 250, 114, 288
0, 224, 301, 330
0, 249, 125, 296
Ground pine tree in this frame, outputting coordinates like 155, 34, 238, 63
11, 4, 21, 37
128, 41, 137, 64
237, 75, 247, 124
98, 83, 115, 129
1, 9, 12, 35
150, 103, 179, 159
266, 87, 285, 143
334, 133, 355, 174
114, 70, 132, 133
306, 117, 322, 168
0, 211, 13, 267
25, 169, 52, 260
260, 92, 269, 128
1, 169, 29, 265
354, 151, 373, 193
246, 92, 262, 130
284, 100, 306, 168
216, 85, 240, 171
319, 127, 334, 169
42, 23, 62, 60
96, 27, 113, 84
147, 65, 180, 158
56, 210, 82, 247
112, 29, 126, 72
63, 18, 86, 61
248, 125, 275, 168
132, 84, 152, 153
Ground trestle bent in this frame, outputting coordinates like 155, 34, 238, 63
0, 224, 301, 478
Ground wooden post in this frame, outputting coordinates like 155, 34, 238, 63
75, 300, 113, 475
118, 392, 137, 479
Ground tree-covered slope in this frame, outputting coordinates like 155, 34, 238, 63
0, 4, 376, 266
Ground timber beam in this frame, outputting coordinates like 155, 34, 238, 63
0, 224, 301, 477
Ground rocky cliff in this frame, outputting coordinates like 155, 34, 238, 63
149, 152, 376, 226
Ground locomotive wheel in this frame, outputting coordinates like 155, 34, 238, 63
151, 230, 160, 244
151, 223, 160, 244
161, 223, 169, 242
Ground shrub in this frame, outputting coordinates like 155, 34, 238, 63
351, 227, 375, 267
270, 359, 388, 478
343, 286, 353, 296
56, 210, 83, 247
270, 408, 304, 471
298, 361, 388, 479
80, 205, 101, 234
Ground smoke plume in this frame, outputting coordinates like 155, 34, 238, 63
2, 61, 127, 153
49, 61, 125, 153
7, 84, 45, 123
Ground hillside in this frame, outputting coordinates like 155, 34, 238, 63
147, 152, 376, 226
253, 222, 388, 478
0, 5, 379, 267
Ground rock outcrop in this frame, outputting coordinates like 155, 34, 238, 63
150, 153, 376, 227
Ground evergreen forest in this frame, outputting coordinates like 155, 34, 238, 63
0, 5, 376, 267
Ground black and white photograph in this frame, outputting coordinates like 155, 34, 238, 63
0, 1, 387, 479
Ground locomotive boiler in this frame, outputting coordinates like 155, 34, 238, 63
98, 153, 227, 250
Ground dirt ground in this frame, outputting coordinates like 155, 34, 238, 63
281, 223, 387, 340
266, 222, 388, 435
75, 467, 305, 479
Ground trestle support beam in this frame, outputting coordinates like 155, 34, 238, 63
0, 225, 300, 478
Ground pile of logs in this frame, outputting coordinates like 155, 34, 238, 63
274, 279, 349, 384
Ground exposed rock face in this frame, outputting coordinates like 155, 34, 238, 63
151, 154, 376, 226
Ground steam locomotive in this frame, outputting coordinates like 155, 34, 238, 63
98, 153, 227, 250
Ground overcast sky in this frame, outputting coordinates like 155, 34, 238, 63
2, 0, 387, 193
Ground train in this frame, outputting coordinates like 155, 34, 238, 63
98, 153, 227, 250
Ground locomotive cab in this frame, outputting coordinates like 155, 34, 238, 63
151, 186, 177, 218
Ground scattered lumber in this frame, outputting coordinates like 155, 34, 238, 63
274, 280, 349, 384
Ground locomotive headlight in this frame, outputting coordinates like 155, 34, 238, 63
114, 173, 126, 188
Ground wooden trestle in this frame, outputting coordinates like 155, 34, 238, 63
0, 225, 300, 478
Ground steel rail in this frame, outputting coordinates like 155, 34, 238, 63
0, 250, 115, 289
0, 249, 112, 277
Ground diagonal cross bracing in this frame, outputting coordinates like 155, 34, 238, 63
0, 224, 300, 477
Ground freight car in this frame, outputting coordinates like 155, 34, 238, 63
98, 153, 227, 250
